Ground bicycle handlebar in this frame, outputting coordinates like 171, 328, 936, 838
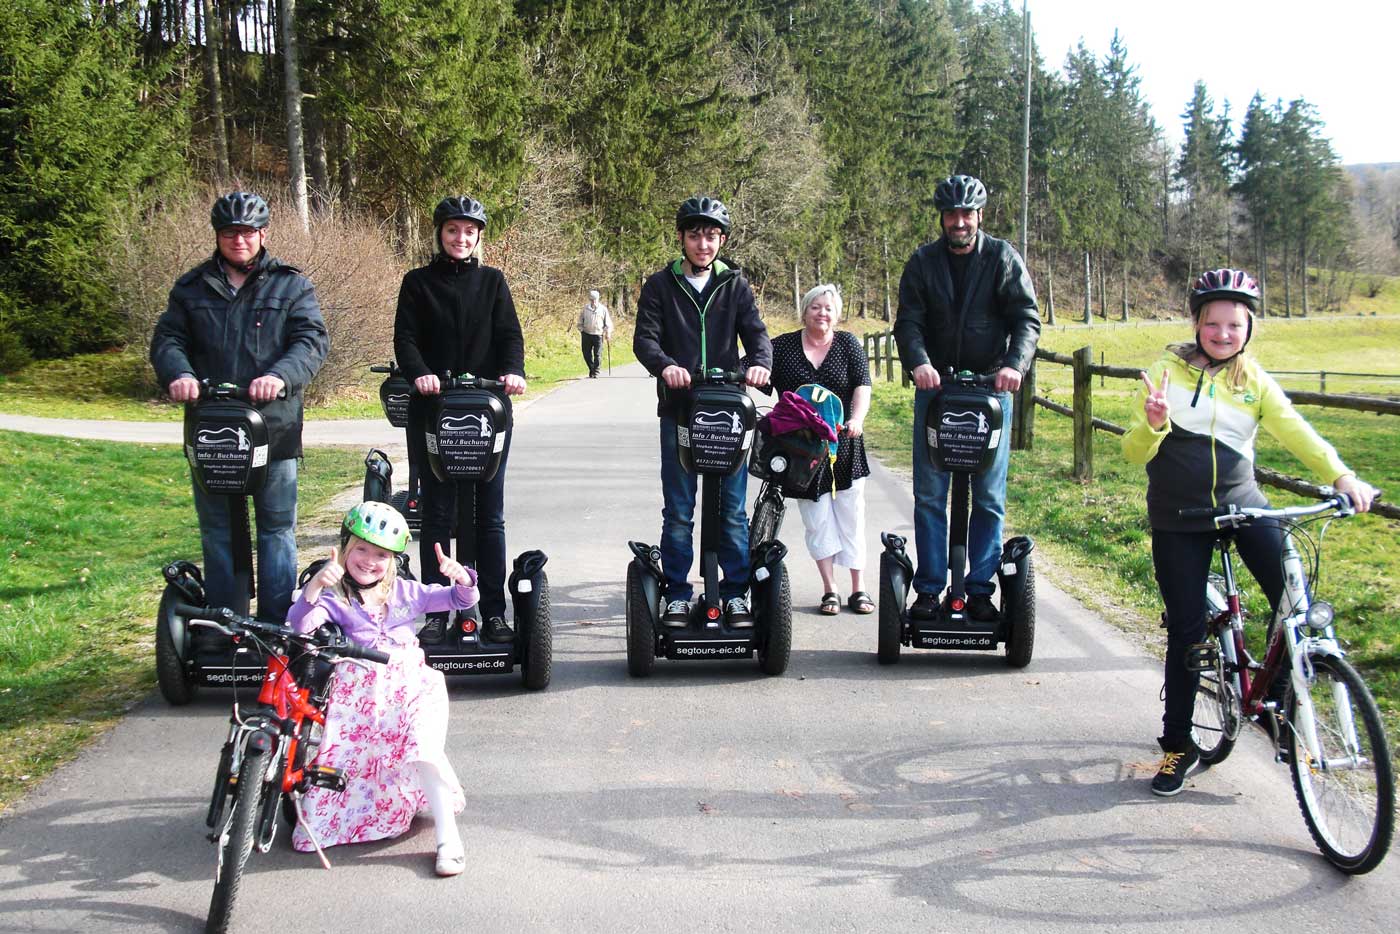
175, 604, 389, 664
1177, 493, 1356, 527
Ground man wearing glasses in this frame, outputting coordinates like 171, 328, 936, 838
151, 191, 329, 622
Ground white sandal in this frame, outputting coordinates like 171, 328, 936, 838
435, 843, 466, 877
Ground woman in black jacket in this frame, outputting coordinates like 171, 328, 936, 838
393, 196, 526, 644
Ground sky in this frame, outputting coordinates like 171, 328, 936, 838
1027, 0, 1399, 166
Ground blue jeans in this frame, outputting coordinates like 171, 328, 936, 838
658, 416, 750, 602
911, 388, 1011, 597
191, 457, 298, 621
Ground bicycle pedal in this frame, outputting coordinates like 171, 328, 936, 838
308, 765, 347, 792
1184, 642, 1218, 672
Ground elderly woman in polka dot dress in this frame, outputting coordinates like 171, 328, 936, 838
768, 284, 874, 615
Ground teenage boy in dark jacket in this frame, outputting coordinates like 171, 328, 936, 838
633, 196, 773, 627
151, 191, 329, 622
894, 174, 1040, 622
393, 195, 526, 644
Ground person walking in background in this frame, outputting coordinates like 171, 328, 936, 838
768, 284, 874, 615
894, 174, 1040, 623
393, 195, 526, 646
151, 190, 329, 623
575, 288, 614, 378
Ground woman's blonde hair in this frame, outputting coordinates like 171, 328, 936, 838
332, 533, 399, 605
800, 283, 843, 323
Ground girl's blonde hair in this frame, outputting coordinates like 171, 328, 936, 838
332, 533, 399, 604
800, 283, 843, 323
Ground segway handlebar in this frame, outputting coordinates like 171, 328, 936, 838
693, 367, 774, 395
173, 603, 391, 664
195, 380, 288, 403
411, 371, 509, 393
369, 362, 402, 376
941, 368, 999, 388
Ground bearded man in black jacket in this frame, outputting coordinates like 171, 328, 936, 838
893, 175, 1040, 623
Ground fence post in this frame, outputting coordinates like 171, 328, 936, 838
1012, 360, 1035, 450
885, 330, 894, 383
1320, 370, 1327, 393
1072, 345, 1093, 481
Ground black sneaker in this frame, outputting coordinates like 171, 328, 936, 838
418, 611, 448, 644
482, 616, 515, 643
910, 591, 941, 620
725, 596, 755, 628
966, 593, 999, 622
662, 599, 692, 628
1150, 738, 1200, 797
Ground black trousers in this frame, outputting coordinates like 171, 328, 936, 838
581, 333, 602, 376
1152, 521, 1285, 743
408, 411, 512, 621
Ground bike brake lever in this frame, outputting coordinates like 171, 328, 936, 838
189, 618, 235, 636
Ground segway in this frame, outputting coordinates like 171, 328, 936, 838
625, 369, 792, 677
156, 382, 281, 705
877, 369, 1035, 667
368, 362, 422, 531
418, 372, 551, 689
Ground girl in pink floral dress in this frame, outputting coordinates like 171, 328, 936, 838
288, 501, 475, 877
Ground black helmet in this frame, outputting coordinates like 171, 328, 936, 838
210, 191, 270, 231
433, 195, 488, 230
1189, 268, 1260, 315
676, 196, 731, 233
933, 175, 988, 212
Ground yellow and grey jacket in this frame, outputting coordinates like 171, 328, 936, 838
1122, 350, 1350, 532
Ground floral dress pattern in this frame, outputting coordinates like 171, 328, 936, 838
288, 587, 470, 852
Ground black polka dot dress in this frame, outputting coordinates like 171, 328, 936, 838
769, 329, 871, 501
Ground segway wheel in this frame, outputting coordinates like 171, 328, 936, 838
1002, 555, 1036, 669
155, 586, 197, 705
625, 562, 656, 678
877, 557, 902, 666
757, 563, 791, 676
521, 571, 553, 691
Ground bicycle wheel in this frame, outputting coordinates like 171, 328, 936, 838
1192, 628, 1240, 765
1289, 653, 1395, 874
206, 745, 269, 934
749, 487, 785, 545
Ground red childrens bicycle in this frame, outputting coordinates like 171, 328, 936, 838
176, 603, 388, 933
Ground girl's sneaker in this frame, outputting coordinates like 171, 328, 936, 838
1151, 738, 1200, 797
435, 843, 465, 877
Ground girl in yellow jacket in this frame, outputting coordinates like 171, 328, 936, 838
1122, 268, 1377, 797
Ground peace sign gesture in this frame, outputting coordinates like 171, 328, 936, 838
1141, 370, 1170, 430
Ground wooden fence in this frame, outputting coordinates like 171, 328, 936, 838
857, 330, 1398, 519
1031, 346, 1400, 520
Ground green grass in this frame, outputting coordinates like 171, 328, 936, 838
863, 318, 1400, 749
0, 433, 363, 813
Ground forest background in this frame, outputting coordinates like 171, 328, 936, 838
2, 0, 1399, 391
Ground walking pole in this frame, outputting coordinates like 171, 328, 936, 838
606, 333, 612, 376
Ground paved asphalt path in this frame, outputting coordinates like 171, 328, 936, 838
2, 365, 1397, 932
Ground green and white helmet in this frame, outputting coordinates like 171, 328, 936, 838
341, 501, 411, 553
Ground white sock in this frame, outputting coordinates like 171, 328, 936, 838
413, 762, 462, 852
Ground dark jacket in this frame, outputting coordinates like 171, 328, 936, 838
633, 259, 773, 417
393, 254, 525, 434
151, 250, 329, 460
893, 230, 1040, 376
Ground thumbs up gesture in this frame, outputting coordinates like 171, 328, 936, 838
303, 547, 343, 603
435, 542, 478, 588
1141, 370, 1170, 430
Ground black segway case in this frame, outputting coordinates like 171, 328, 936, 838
378, 371, 413, 429
678, 383, 756, 477
158, 395, 271, 704
924, 384, 1003, 473
424, 386, 509, 483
